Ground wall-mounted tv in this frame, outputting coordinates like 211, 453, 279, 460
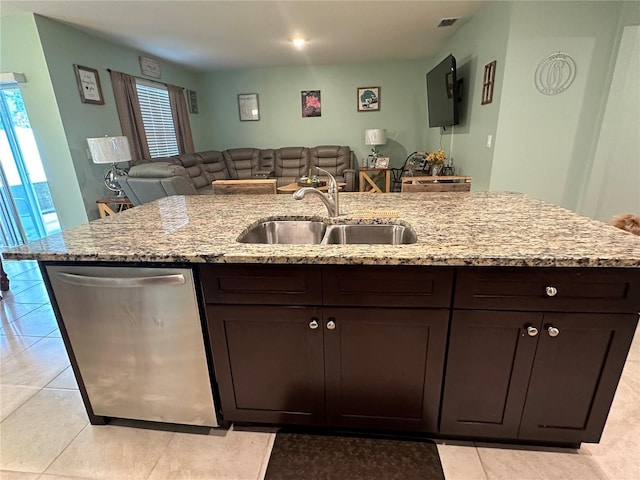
426, 54, 459, 128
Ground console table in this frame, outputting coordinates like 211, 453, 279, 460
359, 168, 391, 193
277, 182, 346, 194
401, 176, 472, 192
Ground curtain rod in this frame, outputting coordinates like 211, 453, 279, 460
106, 68, 183, 90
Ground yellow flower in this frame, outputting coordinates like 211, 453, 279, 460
426, 149, 446, 164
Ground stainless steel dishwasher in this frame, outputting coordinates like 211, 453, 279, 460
46, 265, 218, 427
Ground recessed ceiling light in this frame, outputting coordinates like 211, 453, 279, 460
292, 38, 306, 49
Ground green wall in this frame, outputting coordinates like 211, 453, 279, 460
0, 14, 87, 229
425, 1, 513, 191
199, 61, 430, 169
490, 1, 626, 208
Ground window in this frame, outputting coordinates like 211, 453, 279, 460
135, 80, 179, 158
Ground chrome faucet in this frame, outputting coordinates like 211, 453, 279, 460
293, 167, 340, 217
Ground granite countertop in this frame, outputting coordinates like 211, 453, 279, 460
3, 192, 640, 267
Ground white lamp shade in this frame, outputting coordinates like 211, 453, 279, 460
87, 136, 132, 164
365, 128, 387, 146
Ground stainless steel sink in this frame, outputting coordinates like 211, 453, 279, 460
321, 224, 418, 245
237, 220, 326, 244
238, 220, 418, 245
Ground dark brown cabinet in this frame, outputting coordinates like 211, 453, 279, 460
440, 267, 640, 445
201, 264, 452, 432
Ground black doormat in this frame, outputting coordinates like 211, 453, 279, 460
264, 431, 445, 480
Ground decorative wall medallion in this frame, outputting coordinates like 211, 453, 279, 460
534, 52, 576, 96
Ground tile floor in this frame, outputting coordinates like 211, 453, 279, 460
0, 259, 638, 480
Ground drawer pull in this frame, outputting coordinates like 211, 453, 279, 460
326, 320, 336, 330
545, 286, 558, 297
547, 325, 560, 337
309, 319, 319, 330
526, 325, 539, 337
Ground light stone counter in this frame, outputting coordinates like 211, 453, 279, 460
4, 192, 640, 267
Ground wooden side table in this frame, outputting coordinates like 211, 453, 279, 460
359, 168, 391, 193
401, 176, 472, 192
96, 197, 134, 218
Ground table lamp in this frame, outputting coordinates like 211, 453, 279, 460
364, 128, 387, 167
87, 136, 131, 197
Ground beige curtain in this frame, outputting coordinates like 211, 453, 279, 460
109, 70, 150, 163
168, 85, 195, 154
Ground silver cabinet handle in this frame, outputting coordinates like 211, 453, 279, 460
547, 325, 560, 337
526, 325, 539, 337
326, 320, 336, 330
56, 272, 185, 288
309, 319, 319, 330
545, 286, 558, 297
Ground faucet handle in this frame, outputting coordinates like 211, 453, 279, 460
315, 166, 336, 184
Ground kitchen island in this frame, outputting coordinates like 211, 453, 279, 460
4, 191, 640, 448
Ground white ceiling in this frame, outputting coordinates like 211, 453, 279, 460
1, 0, 486, 71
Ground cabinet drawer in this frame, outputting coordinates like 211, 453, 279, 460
323, 266, 454, 308
454, 267, 640, 313
199, 264, 322, 305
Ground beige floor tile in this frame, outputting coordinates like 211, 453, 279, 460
0, 337, 70, 387
0, 385, 40, 421
0, 334, 41, 364
437, 442, 487, 480
0, 389, 88, 473
45, 367, 79, 390
45, 425, 174, 480
0, 471, 40, 479
148, 427, 273, 480
0, 303, 43, 325
1, 305, 58, 337
476, 445, 609, 480
626, 322, 640, 363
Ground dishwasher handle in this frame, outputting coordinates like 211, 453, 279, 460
55, 272, 186, 288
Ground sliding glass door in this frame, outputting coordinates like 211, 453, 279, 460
0, 87, 60, 247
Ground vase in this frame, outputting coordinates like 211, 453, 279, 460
431, 164, 441, 177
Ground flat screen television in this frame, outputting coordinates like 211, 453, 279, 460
426, 54, 459, 128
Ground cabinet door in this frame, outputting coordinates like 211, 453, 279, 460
440, 311, 542, 438
206, 305, 325, 425
519, 312, 638, 443
323, 307, 448, 432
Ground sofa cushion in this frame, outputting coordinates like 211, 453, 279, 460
223, 148, 261, 179
197, 150, 229, 181
274, 147, 311, 186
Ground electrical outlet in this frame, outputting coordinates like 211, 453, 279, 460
486, 135, 493, 148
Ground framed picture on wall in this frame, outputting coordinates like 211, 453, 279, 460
357, 86, 380, 111
238, 93, 260, 121
301, 90, 321, 117
73, 64, 104, 105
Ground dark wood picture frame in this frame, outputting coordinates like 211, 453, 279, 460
73, 64, 104, 105
482, 60, 497, 105
187, 89, 199, 114
357, 86, 380, 111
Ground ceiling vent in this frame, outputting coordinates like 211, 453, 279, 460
437, 17, 459, 27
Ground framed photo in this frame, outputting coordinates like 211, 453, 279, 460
187, 89, 198, 114
139, 56, 161, 78
73, 64, 104, 105
357, 86, 380, 111
301, 90, 321, 117
238, 93, 260, 121
375, 157, 389, 168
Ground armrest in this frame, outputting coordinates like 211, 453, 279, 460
343, 169, 356, 192
128, 162, 188, 178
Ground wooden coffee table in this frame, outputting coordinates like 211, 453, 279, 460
277, 182, 346, 194
212, 179, 277, 194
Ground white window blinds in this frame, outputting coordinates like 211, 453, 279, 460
135, 80, 179, 158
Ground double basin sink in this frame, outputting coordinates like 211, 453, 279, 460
238, 219, 418, 245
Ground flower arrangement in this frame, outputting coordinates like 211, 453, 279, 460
426, 149, 446, 165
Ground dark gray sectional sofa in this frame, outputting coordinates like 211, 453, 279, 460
118, 145, 355, 205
